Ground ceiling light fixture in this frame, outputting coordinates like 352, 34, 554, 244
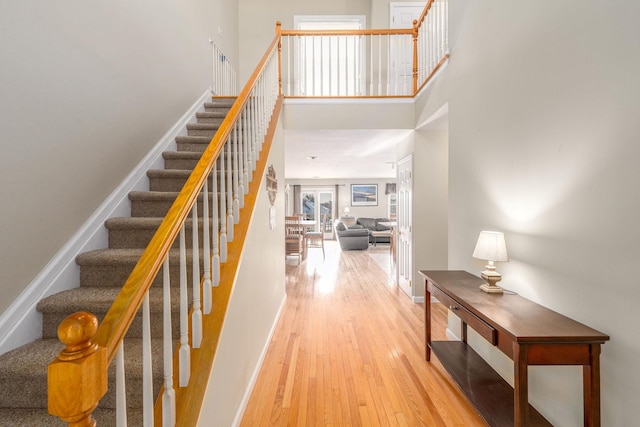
307, 155, 318, 160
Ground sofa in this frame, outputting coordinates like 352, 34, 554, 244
334, 219, 369, 250
356, 218, 392, 245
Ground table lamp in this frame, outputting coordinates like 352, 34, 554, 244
472, 231, 509, 294
344, 207, 351, 216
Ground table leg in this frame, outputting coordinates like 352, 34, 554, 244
514, 344, 529, 426
425, 280, 431, 361
583, 344, 601, 427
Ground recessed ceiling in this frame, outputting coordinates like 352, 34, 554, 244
284, 129, 412, 179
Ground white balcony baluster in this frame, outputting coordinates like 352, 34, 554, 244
162, 257, 176, 426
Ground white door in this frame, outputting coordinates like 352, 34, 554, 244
397, 155, 413, 298
389, 3, 425, 94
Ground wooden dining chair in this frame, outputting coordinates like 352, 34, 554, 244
305, 213, 327, 258
285, 215, 304, 264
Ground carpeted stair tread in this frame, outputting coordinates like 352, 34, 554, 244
0, 337, 166, 410
37, 287, 184, 340
0, 408, 143, 427
0, 338, 63, 379
186, 123, 221, 131
162, 151, 202, 160
76, 248, 201, 288
36, 286, 178, 315
76, 248, 146, 265
106, 217, 207, 249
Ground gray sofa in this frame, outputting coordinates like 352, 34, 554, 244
356, 218, 392, 244
334, 219, 369, 250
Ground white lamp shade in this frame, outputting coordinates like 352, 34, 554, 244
472, 231, 508, 262
344, 207, 350, 214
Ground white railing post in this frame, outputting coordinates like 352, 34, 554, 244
116, 342, 127, 427
232, 123, 240, 223
179, 227, 191, 387
142, 292, 154, 427
226, 137, 235, 235
201, 178, 212, 314
218, 153, 228, 262
211, 167, 221, 283
162, 257, 176, 427
191, 198, 203, 347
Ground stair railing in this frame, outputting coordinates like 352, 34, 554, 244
48, 30, 283, 427
278, 0, 448, 97
210, 39, 238, 96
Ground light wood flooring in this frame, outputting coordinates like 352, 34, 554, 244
240, 241, 486, 426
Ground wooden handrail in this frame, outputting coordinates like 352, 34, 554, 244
281, 28, 413, 37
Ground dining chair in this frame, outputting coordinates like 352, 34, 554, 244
285, 215, 304, 264
304, 213, 327, 258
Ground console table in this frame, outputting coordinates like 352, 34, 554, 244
420, 270, 609, 427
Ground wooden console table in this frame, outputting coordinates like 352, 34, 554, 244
420, 270, 609, 427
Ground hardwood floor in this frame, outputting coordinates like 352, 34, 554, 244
240, 241, 486, 426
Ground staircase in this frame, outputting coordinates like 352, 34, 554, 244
0, 99, 235, 426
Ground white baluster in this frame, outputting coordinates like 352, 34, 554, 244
226, 138, 235, 238
211, 168, 221, 282
179, 227, 191, 387
202, 179, 212, 314
116, 342, 127, 427
243, 108, 250, 188
162, 257, 176, 427
191, 198, 203, 347
142, 292, 154, 427
237, 110, 245, 203
232, 122, 240, 222
219, 153, 228, 262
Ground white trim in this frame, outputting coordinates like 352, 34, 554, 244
412, 296, 425, 303
231, 295, 287, 427
293, 15, 366, 30
0, 90, 212, 355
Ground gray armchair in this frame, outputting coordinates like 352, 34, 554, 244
334, 219, 369, 250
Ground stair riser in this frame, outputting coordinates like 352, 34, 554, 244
108, 222, 207, 250
149, 172, 236, 192
164, 152, 233, 170
187, 128, 218, 138
196, 116, 224, 125
78, 256, 204, 288
130, 195, 228, 217
204, 105, 233, 113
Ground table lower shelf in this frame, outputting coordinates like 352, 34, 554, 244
430, 341, 552, 427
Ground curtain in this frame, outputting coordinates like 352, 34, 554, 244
293, 185, 301, 214
385, 183, 397, 195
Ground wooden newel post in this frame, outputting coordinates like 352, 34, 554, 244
48, 312, 108, 427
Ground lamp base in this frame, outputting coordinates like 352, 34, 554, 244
479, 283, 504, 294
479, 270, 503, 294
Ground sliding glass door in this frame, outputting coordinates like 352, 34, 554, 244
301, 188, 335, 239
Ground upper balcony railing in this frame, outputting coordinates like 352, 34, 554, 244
278, 0, 448, 98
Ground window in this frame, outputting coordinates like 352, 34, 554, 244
293, 15, 366, 96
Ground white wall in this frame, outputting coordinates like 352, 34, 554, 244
414, 1, 640, 425
0, 1, 238, 316
197, 119, 286, 426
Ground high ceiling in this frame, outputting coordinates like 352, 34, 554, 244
284, 129, 413, 179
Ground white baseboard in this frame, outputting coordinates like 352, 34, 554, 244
412, 295, 425, 303
0, 90, 212, 355
231, 295, 287, 427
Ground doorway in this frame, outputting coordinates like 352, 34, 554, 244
301, 187, 335, 239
